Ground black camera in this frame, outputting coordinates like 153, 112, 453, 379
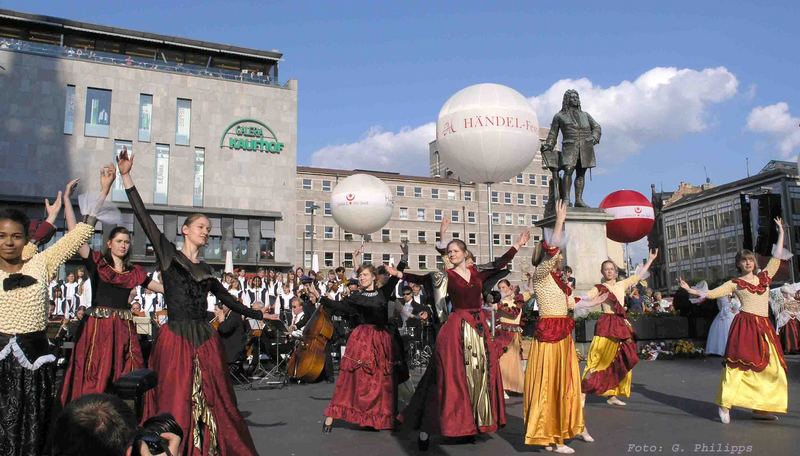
130, 430, 168, 456
131, 413, 182, 456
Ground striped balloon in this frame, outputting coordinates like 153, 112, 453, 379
599, 190, 655, 243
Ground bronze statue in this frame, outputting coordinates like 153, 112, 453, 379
541, 89, 601, 208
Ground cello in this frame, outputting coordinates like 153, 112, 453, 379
287, 304, 335, 382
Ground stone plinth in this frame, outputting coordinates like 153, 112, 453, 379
535, 208, 614, 295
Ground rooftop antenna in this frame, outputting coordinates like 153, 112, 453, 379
703, 166, 710, 184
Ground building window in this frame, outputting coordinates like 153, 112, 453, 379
541, 175, 548, 186
447, 190, 456, 200
505, 214, 513, 225
193, 147, 205, 207
322, 180, 332, 192
434, 209, 443, 222
260, 221, 275, 260
436, 256, 444, 270
138, 94, 153, 142
396, 186, 405, 197
418, 255, 428, 270
363, 253, 373, 264
435, 232, 441, 243
205, 218, 222, 259
302, 179, 312, 190
431, 189, 440, 199
234, 235, 249, 261
64, 85, 76, 135
707, 240, 720, 256
417, 208, 425, 221
468, 233, 477, 245
382, 253, 391, 264
344, 231, 354, 242
504, 234, 513, 245
324, 226, 334, 239
324, 202, 331, 216
112, 141, 133, 202
84, 88, 111, 137
504, 192, 512, 204
382, 229, 391, 242
305, 201, 315, 215
529, 174, 536, 185
493, 234, 501, 246
175, 98, 191, 145
517, 193, 524, 205
678, 223, 688, 237
464, 191, 472, 201
530, 194, 537, 206
491, 191, 499, 203
516, 173, 524, 184
451, 210, 460, 222
468, 211, 476, 223
399, 207, 408, 220
324, 252, 334, 267
531, 214, 539, 224
304, 224, 312, 239
418, 231, 427, 243
542, 195, 549, 206
154, 144, 170, 204
704, 214, 717, 230
400, 230, 409, 242
452, 232, 460, 239
414, 187, 422, 198
344, 253, 354, 268
518, 214, 525, 225
492, 213, 500, 225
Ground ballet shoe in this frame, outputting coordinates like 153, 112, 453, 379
752, 411, 778, 421
578, 430, 594, 442
546, 444, 575, 454
606, 397, 626, 406
718, 406, 730, 424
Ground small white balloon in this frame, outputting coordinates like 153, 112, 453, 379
437, 83, 540, 183
330, 174, 394, 235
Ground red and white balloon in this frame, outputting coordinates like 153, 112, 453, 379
599, 190, 655, 243
330, 174, 394, 235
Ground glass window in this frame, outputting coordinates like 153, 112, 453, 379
541, 175, 548, 186
493, 234, 501, 245
382, 253, 391, 264
175, 98, 191, 145
400, 230, 409, 242
324, 226, 334, 239
305, 201, 314, 214
452, 232, 460, 239
193, 147, 205, 207
112, 141, 133, 202
505, 214, 513, 225
418, 231, 427, 242
434, 209, 443, 222
343, 253, 354, 268
84, 88, 111, 137
431, 189, 439, 199
417, 208, 425, 221
396, 186, 405, 197
399, 207, 408, 220
418, 255, 428, 270
542, 195, 549, 206
504, 192, 512, 204
531, 214, 539, 224
464, 191, 472, 201
516, 173, 523, 184
304, 224, 312, 239
259, 237, 274, 260
234, 237, 248, 260
324, 252, 334, 267
529, 174, 536, 185
382, 229, 391, 242
64, 85, 76, 135
491, 191, 499, 203
517, 193, 524, 205
468, 233, 476, 245
322, 180, 332, 192
492, 213, 500, 225
530, 194, 537, 206
363, 253, 373, 264
344, 231, 354, 242
468, 211, 476, 223
451, 210, 460, 222
435, 232, 441, 243
138, 94, 153, 142
505, 234, 513, 245
302, 179, 312, 190
324, 202, 331, 216
447, 190, 456, 200
518, 214, 525, 225
154, 144, 170, 204
414, 187, 422, 198
667, 225, 676, 239
436, 256, 444, 270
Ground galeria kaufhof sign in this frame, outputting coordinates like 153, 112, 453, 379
220, 119, 284, 153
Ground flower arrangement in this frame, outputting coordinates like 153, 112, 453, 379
639, 341, 704, 360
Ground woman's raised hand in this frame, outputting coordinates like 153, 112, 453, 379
514, 229, 532, 250
99, 164, 116, 194
116, 149, 134, 176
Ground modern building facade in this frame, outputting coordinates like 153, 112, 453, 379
657, 161, 799, 289
0, 9, 298, 269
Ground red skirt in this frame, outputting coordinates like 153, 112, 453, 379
325, 325, 396, 429
60, 314, 144, 405
725, 312, 786, 372
780, 318, 800, 354
143, 324, 258, 456
435, 308, 505, 437
581, 313, 639, 396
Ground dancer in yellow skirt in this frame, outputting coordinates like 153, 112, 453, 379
680, 216, 790, 424
524, 201, 595, 454
581, 249, 658, 406
496, 278, 526, 396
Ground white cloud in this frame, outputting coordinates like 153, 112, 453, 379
309, 66, 738, 174
746, 102, 800, 158
310, 123, 435, 175
529, 67, 739, 164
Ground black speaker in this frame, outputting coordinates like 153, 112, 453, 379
740, 193, 782, 256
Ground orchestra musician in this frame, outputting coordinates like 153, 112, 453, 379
288, 297, 310, 339
215, 304, 248, 366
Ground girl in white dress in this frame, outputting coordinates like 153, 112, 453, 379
705, 295, 740, 356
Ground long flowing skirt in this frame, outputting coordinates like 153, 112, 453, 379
325, 325, 396, 429
0, 333, 57, 456
705, 314, 734, 356
61, 314, 144, 404
498, 331, 524, 394
524, 335, 584, 446
143, 324, 258, 456
717, 313, 788, 413
581, 336, 634, 397
780, 318, 800, 354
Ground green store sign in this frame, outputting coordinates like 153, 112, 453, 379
220, 119, 285, 153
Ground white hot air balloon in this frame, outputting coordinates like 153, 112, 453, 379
436, 83, 540, 184
330, 174, 394, 235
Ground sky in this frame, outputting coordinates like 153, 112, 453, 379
4, 0, 799, 260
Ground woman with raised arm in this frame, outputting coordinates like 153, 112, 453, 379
391, 229, 530, 445
320, 262, 403, 433
117, 151, 274, 456
680, 217, 791, 424
1, 181, 99, 456
581, 248, 658, 407
524, 201, 596, 454
60, 171, 166, 404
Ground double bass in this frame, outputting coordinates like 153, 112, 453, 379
286, 304, 334, 382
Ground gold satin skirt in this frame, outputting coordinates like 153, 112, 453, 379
717, 335, 788, 413
499, 332, 524, 393
524, 336, 584, 446
583, 336, 632, 397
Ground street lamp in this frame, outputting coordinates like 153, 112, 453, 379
309, 203, 320, 269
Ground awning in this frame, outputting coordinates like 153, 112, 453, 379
234, 219, 249, 237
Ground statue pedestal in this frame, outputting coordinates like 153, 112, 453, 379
535, 208, 617, 295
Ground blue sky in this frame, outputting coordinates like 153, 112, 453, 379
5, 1, 799, 206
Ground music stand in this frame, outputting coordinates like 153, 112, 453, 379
254, 319, 291, 388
